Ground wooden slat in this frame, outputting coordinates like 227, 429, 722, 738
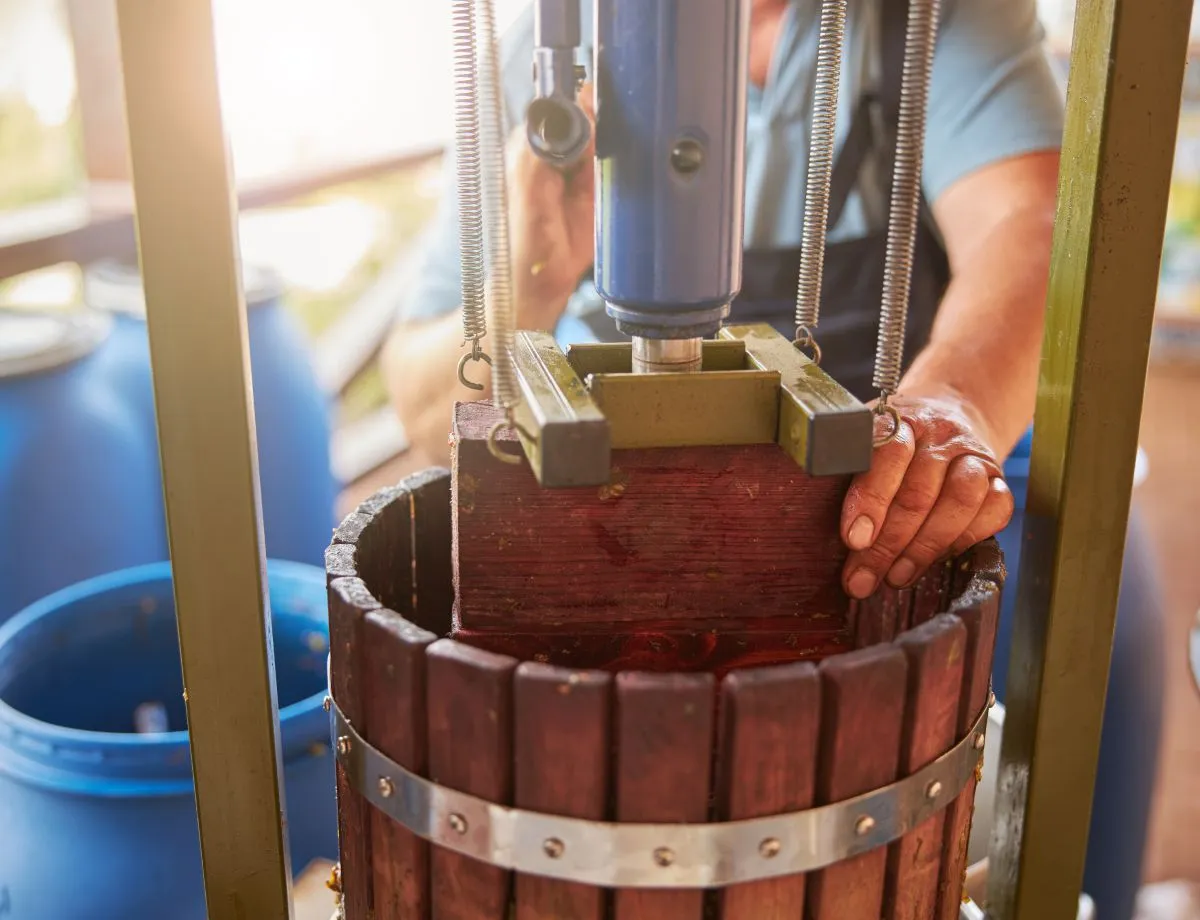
363, 609, 437, 920
426, 640, 518, 919
716, 661, 821, 919
346, 485, 410, 612
936, 545, 1003, 918
855, 585, 911, 648
614, 672, 715, 920
885, 613, 968, 920
411, 468, 454, 635
806, 645, 908, 920
513, 663, 611, 920
325, 542, 358, 585
911, 560, 952, 626
328, 576, 381, 920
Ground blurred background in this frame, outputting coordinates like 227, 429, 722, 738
0, 0, 1196, 917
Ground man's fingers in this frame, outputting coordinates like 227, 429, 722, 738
949, 477, 1015, 557
841, 420, 916, 551
884, 455, 992, 588
842, 449, 949, 598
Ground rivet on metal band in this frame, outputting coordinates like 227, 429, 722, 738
329, 698, 988, 889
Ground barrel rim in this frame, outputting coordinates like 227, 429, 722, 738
0, 559, 330, 797
0, 307, 113, 380
82, 256, 284, 317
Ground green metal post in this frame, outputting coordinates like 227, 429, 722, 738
114, 1, 294, 918
988, 0, 1192, 917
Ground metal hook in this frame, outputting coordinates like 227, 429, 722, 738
457, 343, 493, 391
794, 326, 823, 365
487, 414, 524, 465
873, 400, 902, 448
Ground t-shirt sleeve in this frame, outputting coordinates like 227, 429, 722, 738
396, 8, 538, 324
922, 0, 1065, 204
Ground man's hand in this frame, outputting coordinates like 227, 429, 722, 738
506, 85, 596, 331
840, 393, 1015, 599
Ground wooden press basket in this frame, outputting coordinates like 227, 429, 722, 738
326, 466, 1004, 920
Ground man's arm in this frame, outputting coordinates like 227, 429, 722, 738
906, 150, 1060, 458
838, 0, 1064, 597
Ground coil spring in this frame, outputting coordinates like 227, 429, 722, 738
794, 0, 848, 341
476, 0, 517, 409
873, 0, 941, 398
452, 0, 487, 346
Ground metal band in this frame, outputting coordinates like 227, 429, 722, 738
331, 698, 988, 888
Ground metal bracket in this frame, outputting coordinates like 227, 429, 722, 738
330, 698, 987, 889
720, 324, 874, 476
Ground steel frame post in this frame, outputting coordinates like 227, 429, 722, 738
988, 0, 1192, 917
113, 1, 294, 918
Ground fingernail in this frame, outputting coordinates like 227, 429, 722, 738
848, 516, 875, 549
889, 558, 917, 587
848, 568, 877, 598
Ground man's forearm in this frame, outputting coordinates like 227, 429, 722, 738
899, 204, 1055, 460
381, 308, 491, 464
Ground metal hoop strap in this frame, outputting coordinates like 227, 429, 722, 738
331, 699, 988, 888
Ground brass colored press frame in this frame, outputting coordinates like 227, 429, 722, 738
509, 322, 874, 487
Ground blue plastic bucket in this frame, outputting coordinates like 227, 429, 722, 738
0, 560, 337, 920
83, 259, 339, 569
0, 308, 168, 625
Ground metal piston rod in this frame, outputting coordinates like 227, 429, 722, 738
630, 336, 704, 374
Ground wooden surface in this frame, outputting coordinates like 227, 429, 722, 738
715, 661, 821, 919
887, 614, 968, 919
513, 663, 611, 920
327, 576, 379, 920
452, 400, 850, 630
362, 609, 435, 920
426, 640, 518, 919
613, 672, 715, 920
938, 549, 1003, 920
807, 646, 908, 920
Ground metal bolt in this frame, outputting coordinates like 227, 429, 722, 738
670, 138, 704, 175
543, 838, 565, 859
336, 736, 352, 756
925, 780, 943, 800
653, 847, 675, 867
449, 813, 468, 835
855, 816, 876, 837
759, 837, 782, 859
973, 732, 986, 751
378, 777, 395, 799
323, 695, 332, 713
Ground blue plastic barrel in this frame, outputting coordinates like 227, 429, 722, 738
996, 430, 1164, 920
0, 308, 168, 625
83, 258, 339, 568
0, 559, 337, 920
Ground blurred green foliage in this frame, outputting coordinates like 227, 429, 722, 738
0, 100, 82, 209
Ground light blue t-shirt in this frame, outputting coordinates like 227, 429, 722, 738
399, 0, 1064, 341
